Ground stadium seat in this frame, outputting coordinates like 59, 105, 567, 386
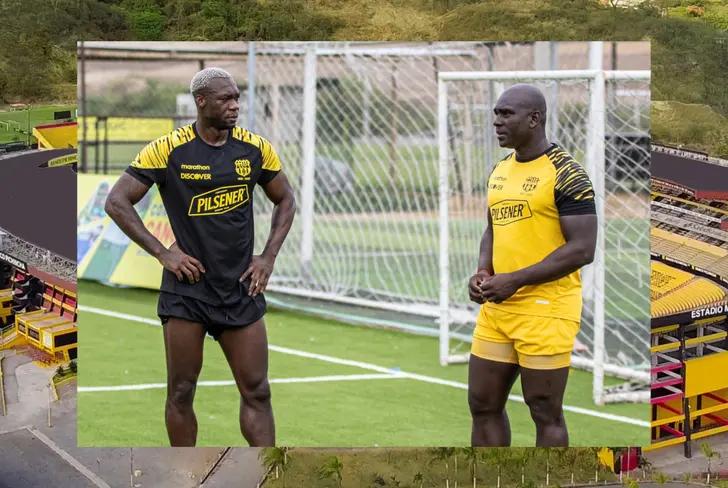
12, 277, 44, 313
0, 262, 12, 289
13, 281, 77, 361
651, 262, 728, 318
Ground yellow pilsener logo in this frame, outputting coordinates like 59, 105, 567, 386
188, 185, 249, 216
490, 199, 532, 225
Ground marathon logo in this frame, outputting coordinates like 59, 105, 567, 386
691, 304, 726, 320
188, 185, 249, 216
490, 199, 532, 225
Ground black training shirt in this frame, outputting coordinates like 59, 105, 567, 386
126, 123, 281, 305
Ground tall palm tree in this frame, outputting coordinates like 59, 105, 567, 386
549, 447, 569, 486
511, 447, 533, 486
590, 447, 602, 483
429, 447, 455, 488
558, 447, 579, 486
487, 448, 511, 488
461, 447, 478, 487
453, 449, 459, 488
545, 448, 551, 486
317, 455, 344, 488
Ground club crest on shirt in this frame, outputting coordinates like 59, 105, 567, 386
522, 176, 540, 193
235, 159, 251, 180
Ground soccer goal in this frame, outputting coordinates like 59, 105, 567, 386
437, 69, 651, 404
241, 44, 650, 405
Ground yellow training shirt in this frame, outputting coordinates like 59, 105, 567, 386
483, 144, 596, 322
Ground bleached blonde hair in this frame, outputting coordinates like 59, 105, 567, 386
190, 67, 235, 97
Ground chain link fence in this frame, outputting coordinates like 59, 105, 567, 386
79, 42, 650, 375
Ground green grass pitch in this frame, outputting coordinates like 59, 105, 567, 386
77, 281, 648, 447
0, 104, 75, 144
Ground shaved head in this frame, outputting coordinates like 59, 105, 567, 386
493, 83, 551, 155
498, 84, 547, 125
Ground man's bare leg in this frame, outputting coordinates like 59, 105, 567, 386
163, 317, 206, 446
468, 354, 520, 446
521, 366, 570, 446
218, 319, 274, 446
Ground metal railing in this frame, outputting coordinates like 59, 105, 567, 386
0, 228, 76, 283
652, 143, 728, 168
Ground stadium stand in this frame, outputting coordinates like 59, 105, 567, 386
650, 261, 727, 318
649, 145, 728, 458
0, 150, 77, 364
0, 266, 77, 363
31, 121, 77, 150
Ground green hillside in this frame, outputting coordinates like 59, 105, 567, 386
1, 0, 726, 155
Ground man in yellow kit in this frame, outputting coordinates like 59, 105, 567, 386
468, 84, 597, 447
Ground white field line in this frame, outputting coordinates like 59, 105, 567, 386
78, 373, 402, 392
79, 305, 649, 428
28, 427, 112, 488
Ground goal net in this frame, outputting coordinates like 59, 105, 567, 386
437, 70, 651, 404
242, 44, 650, 405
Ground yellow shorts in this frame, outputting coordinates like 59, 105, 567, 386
471, 306, 580, 370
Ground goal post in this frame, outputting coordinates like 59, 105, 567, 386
437, 69, 651, 404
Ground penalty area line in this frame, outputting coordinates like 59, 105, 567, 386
79, 305, 649, 428
78, 373, 403, 392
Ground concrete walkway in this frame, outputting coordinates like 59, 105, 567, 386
645, 431, 728, 479
0, 347, 267, 487
0, 348, 41, 430
200, 448, 265, 488
0, 429, 99, 488
0, 351, 52, 429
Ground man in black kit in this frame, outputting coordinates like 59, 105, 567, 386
105, 67, 296, 446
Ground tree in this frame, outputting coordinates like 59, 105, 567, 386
507, 448, 534, 486
545, 449, 551, 486
484, 448, 512, 488
259, 447, 291, 487
701, 442, 721, 485
461, 447, 478, 487
317, 456, 343, 488
555, 447, 580, 486
429, 447, 455, 488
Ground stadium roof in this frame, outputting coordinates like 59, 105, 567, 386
652, 150, 728, 200
0, 149, 76, 260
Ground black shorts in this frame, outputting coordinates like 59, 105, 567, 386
157, 291, 266, 340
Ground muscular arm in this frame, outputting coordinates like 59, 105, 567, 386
480, 214, 597, 303
260, 171, 296, 261
512, 214, 597, 286
104, 173, 166, 259
241, 171, 296, 296
105, 173, 204, 283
